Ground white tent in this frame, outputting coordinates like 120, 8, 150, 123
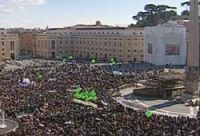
19, 78, 33, 87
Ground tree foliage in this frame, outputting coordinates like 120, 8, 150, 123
181, 1, 190, 6
181, 10, 190, 16
132, 4, 177, 27
180, 1, 200, 16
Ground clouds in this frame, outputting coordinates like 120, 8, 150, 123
0, 0, 45, 13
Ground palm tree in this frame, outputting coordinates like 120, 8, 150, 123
181, 1, 190, 7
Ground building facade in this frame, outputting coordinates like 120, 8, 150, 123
0, 29, 19, 61
19, 32, 37, 57
35, 22, 144, 62
144, 21, 187, 66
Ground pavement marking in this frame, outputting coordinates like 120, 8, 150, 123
116, 87, 198, 118
189, 106, 195, 115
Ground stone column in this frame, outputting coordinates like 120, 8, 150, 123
186, 0, 200, 94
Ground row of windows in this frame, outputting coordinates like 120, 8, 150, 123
70, 37, 143, 40
0, 41, 15, 50
54, 40, 142, 46
62, 51, 143, 58
66, 32, 143, 35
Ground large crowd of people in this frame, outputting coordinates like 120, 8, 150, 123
0, 61, 199, 136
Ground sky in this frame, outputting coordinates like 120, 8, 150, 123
0, 0, 188, 28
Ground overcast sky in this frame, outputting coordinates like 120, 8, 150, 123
0, 0, 188, 28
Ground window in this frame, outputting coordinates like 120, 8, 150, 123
134, 50, 137, 52
10, 41, 15, 50
10, 53, 15, 59
2, 53, 4, 56
51, 52, 56, 58
128, 50, 130, 52
51, 40, 56, 49
148, 43, 153, 54
2, 41, 4, 46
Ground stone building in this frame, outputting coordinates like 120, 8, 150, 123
35, 21, 144, 62
0, 29, 19, 61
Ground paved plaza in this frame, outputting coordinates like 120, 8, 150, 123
117, 87, 199, 118
0, 119, 18, 135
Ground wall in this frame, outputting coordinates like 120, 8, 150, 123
144, 22, 187, 65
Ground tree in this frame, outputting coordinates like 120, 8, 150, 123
181, 10, 190, 16
181, 1, 190, 6
132, 4, 177, 27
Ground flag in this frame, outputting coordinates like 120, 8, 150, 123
145, 110, 153, 118
63, 58, 67, 63
73, 89, 97, 102
91, 59, 96, 64
37, 73, 43, 80
110, 58, 116, 65
68, 56, 73, 60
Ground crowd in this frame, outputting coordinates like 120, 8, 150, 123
0, 61, 199, 136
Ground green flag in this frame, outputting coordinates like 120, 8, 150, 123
63, 58, 67, 63
145, 110, 153, 118
68, 56, 73, 60
73, 89, 97, 102
110, 58, 114, 62
80, 92, 86, 100
110, 58, 116, 65
91, 59, 96, 64
37, 73, 43, 80
74, 92, 81, 99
